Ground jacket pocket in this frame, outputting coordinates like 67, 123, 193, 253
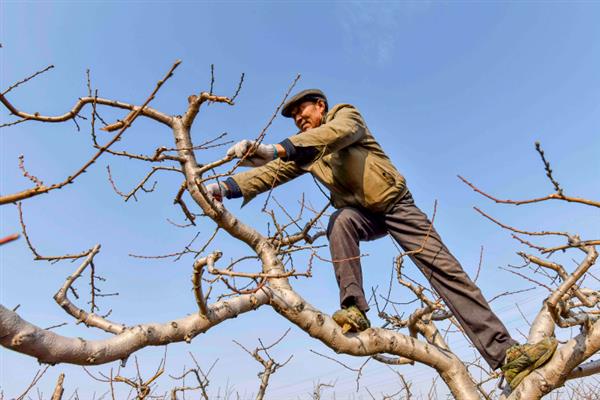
363, 159, 393, 204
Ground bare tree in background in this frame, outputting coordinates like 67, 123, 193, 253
1, 61, 599, 399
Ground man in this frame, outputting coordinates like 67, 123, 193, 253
206, 89, 557, 389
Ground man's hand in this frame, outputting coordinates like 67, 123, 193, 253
205, 182, 230, 203
226, 139, 276, 167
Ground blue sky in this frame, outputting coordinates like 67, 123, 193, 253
1, 1, 599, 398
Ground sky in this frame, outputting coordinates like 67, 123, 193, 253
1, 1, 600, 399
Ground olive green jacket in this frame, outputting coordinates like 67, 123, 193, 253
230, 104, 407, 213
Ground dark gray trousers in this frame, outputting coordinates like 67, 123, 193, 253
326, 192, 516, 369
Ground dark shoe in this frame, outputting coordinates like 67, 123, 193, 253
332, 305, 371, 333
501, 337, 558, 389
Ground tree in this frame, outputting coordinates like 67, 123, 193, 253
1, 61, 599, 399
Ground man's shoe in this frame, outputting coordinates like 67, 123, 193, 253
332, 305, 371, 333
501, 337, 558, 389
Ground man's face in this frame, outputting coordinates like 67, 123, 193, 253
291, 99, 326, 132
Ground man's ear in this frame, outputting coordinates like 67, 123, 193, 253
316, 99, 327, 115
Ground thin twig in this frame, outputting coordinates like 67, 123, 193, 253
535, 141, 563, 195
15, 366, 50, 400
473, 207, 570, 237
2, 64, 54, 96
18, 202, 94, 261
230, 73, 245, 103
459, 174, 600, 208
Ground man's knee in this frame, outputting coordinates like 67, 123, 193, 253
327, 207, 360, 239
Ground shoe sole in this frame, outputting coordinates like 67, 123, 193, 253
510, 339, 558, 389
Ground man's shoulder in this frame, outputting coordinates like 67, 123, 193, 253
325, 103, 362, 122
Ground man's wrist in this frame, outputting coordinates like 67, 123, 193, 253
274, 143, 286, 158
219, 181, 231, 198
224, 177, 243, 199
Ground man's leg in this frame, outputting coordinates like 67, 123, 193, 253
327, 207, 387, 312
385, 192, 516, 370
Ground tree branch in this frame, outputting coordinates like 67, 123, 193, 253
0, 94, 171, 127
459, 174, 600, 208
1, 61, 181, 205
0, 290, 269, 365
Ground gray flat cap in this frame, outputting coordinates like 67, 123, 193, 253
281, 89, 328, 118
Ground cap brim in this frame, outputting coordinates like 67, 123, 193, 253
281, 94, 326, 118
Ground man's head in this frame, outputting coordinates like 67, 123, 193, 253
281, 89, 328, 132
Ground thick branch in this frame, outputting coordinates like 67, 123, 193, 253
528, 304, 556, 343
268, 286, 480, 400
0, 290, 269, 365
0, 94, 172, 127
567, 359, 600, 380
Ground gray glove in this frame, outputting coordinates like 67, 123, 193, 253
205, 182, 230, 203
226, 139, 276, 167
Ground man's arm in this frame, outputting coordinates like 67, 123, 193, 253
224, 158, 306, 205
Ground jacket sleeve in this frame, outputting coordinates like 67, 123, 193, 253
279, 104, 366, 164
227, 158, 306, 205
